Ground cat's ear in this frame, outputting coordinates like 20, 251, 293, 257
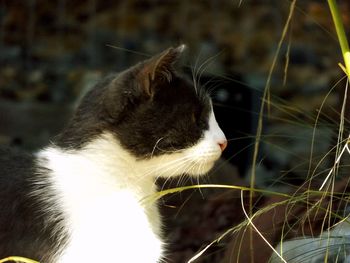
138, 45, 185, 97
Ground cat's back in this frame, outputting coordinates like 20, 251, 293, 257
0, 147, 45, 211
0, 147, 67, 262
0, 146, 40, 231
0, 147, 39, 204
0, 147, 36, 178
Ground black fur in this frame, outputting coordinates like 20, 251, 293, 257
0, 147, 67, 261
0, 46, 211, 260
55, 47, 211, 157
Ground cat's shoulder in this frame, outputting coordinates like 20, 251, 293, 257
0, 146, 36, 169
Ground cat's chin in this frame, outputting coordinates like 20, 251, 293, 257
186, 160, 216, 176
184, 148, 223, 176
152, 144, 222, 178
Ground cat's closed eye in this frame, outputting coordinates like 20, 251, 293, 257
191, 106, 204, 126
191, 112, 196, 124
0, 45, 226, 263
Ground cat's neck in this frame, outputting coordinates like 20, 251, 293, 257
37, 133, 164, 261
38, 132, 158, 201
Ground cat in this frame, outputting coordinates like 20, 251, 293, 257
0, 45, 227, 263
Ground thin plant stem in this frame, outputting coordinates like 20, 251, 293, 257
328, 0, 350, 76
0, 257, 39, 263
248, 0, 296, 260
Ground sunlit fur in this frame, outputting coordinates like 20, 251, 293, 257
37, 105, 225, 262
0, 46, 226, 262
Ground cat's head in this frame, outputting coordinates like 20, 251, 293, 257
58, 45, 227, 177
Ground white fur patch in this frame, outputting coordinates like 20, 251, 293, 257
143, 107, 226, 177
37, 108, 225, 262
38, 140, 163, 263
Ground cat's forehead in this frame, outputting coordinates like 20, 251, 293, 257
153, 74, 210, 106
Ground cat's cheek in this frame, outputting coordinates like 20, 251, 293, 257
181, 143, 221, 176
182, 111, 226, 176
187, 159, 216, 176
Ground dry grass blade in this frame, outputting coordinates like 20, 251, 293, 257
240, 191, 287, 263
0, 257, 39, 263
248, 0, 297, 260
327, 0, 350, 76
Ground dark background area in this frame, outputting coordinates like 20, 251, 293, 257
0, 0, 349, 262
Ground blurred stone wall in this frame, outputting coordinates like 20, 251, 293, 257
1, 1, 346, 101
0, 0, 349, 183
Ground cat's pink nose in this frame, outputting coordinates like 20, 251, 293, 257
219, 140, 227, 152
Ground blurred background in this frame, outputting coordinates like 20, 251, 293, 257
0, 0, 349, 262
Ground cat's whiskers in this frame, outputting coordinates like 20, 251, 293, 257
153, 156, 195, 178
179, 155, 203, 181
151, 147, 185, 156
175, 157, 204, 188
149, 146, 187, 160
159, 175, 173, 192
160, 173, 184, 191
191, 50, 202, 95
157, 161, 191, 191
183, 157, 198, 176
153, 156, 186, 179
145, 154, 194, 174
147, 149, 215, 185
139, 155, 194, 184
0, 45, 229, 263
176, 173, 189, 188
194, 156, 206, 176
150, 137, 165, 158
191, 50, 222, 96
169, 155, 200, 187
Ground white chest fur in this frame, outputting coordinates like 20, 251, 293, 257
37, 108, 226, 262
38, 136, 164, 263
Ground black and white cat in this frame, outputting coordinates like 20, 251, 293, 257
0, 45, 227, 262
